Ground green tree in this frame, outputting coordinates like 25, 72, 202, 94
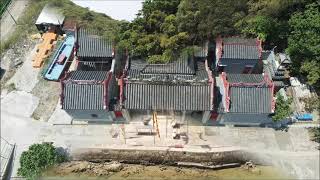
286, 3, 320, 85
238, 0, 314, 50
117, 0, 188, 63
17, 142, 67, 180
177, 0, 247, 42
310, 127, 320, 144
272, 94, 292, 121
240, 15, 279, 41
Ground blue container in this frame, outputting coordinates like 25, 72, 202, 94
295, 113, 313, 121
44, 35, 75, 81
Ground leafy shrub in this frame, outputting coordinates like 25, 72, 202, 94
310, 127, 320, 144
6, 83, 16, 92
17, 142, 67, 180
301, 95, 320, 113
272, 93, 293, 121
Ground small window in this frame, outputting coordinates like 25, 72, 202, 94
91, 114, 98, 118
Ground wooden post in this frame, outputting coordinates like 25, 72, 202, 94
120, 124, 126, 144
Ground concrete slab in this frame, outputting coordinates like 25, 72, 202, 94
0, 91, 47, 177
1, 91, 39, 118
48, 101, 72, 125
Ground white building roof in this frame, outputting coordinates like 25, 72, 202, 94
35, 4, 65, 25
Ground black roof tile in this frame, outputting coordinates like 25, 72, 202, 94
223, 37, 258, 46
63, 83, 105, 110
229, 86, 272, 113
194, 42, 208, 58
137, 54, 195, 74
77, 28, 113, 58
69, 71, 107, 81
227, 74, 264, 83
222, 44, 259, 60
124, 83, 211, 111
128, 55, 209, 83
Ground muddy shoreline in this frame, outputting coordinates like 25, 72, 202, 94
44, 148, 289, 179
72, 148, 267, 168
43, 161, 288, 179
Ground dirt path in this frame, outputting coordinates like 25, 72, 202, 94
31, 78, 60, 121
0, 0, 29, 42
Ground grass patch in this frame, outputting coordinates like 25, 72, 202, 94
6, 82, 16, 92
310, 127, 320, 143
0, 0, 47, 54
0, 0, 120, 54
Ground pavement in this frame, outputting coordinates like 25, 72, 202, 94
1, 96, 319, 179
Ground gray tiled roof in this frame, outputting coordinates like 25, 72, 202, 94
227, 74, 264, 83
222, 44, 259, 60
194, 42, 208, 58
229, 86, 272, 113
124, 54, 212, 111
124, 83, 211, 111
63, 83, 105, 110
132, 55, 195, 75
127, 61, 208, 82
128, 56, 208, 83
77, 28, 113, 58
69, 71, 107, 81
223, 37, 258, 46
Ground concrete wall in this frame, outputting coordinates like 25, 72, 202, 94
66, 110, 115, 121
219, 113, 272, 126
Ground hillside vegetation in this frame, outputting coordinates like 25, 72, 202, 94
116, 0, 319, 87
1, 0, 319, 87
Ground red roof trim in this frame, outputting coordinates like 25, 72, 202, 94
205, 59, 215, 110
103, 71, 112, 110
221, 72, 230, 112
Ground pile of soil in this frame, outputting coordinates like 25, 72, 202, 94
47, 161, 123, 177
